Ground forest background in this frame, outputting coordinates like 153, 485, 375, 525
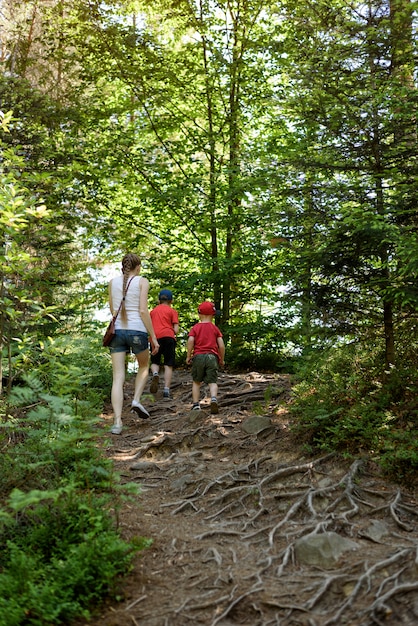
0, 0, 417, 623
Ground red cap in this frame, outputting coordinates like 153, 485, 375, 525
198, 301, 216, 315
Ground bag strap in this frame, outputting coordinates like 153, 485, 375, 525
112, 276, 135, 321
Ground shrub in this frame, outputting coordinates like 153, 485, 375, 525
0, 338, 150, 624
289, 342, 418, 483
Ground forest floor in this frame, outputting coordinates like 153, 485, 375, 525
75, 368, 418, 626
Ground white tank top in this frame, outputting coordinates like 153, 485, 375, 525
111, 275, 147, 332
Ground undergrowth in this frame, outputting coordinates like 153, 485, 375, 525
0, 336, 151, 626
289, 342, 418, 485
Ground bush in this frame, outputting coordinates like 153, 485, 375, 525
0, 338, 150, 624
0, 531, 138, 625
289, 342, 418, 482
380, 429, 418, 486
226, 346, 295, 372
9, 335, 113, 414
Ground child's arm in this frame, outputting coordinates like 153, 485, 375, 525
186, 336, 195, 364
172, 310, 179, 336
217, 337, 225, 367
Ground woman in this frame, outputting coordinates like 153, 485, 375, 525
107, 253, 159, 434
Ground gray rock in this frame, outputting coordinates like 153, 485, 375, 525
130, 461, 160, 472
242, 416, 271, 434
295, 531, 359, 568
188, 410, 202, 423
317, 477, 334, 489
360, 520, 389, 543
171, 474, 194, 492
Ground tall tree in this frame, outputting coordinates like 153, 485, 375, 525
2, 0, 416, 366
267, 0, 418, 364
68, 0, 284, 330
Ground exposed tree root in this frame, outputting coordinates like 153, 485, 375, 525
92, 370, 418, 626
141, 433, 418, 624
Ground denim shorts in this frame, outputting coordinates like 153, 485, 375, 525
191, 353, 219, 384
109, 330, 149, 355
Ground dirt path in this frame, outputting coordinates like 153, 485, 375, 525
78, 369, 418, 626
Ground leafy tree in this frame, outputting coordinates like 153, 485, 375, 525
266, 0, 418, 365
0, 113, 55, 392
52, 0, 288, 335
2, 0, 417, 370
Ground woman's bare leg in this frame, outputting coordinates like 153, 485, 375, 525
133, 348, 150, 403
111, 351, 127, 427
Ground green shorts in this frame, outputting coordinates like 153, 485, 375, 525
191, 353, 219, 384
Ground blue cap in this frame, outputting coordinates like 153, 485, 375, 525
159, 289, 173, 301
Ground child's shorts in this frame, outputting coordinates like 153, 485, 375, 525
109, 330, 149, 355
191, 353, 219, 384
151, 336, 176, 367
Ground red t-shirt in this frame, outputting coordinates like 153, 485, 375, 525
150, 304, 179, 339
189, 322, 223, 358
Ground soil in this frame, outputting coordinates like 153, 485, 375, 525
75, 368, 418, 626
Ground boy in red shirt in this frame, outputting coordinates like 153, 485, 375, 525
150, 289, 179, 399
186, 301, 225, 414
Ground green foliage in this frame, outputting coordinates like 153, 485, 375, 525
1, 0, 417, 493
0, 110, 96, 394
380, 430, 418, 487
0, 533, 136, 625
252, 385, 279, 416
290, 340, 418, 482
8, 335, 112, 414
0, 337, 149, 624
220, 311, 297, 372
227, 346, 297, 373
3, 0, 418, 373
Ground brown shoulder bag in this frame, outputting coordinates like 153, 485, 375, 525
103, 277, 134, 347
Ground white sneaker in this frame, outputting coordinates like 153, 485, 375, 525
131, 401, 150, 419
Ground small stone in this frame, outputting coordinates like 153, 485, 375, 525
130, 461, 159, 471
294, 532, 359, 568
171, 474, 194, 492
242, 416, 271, 434
361, 519, 390, 543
